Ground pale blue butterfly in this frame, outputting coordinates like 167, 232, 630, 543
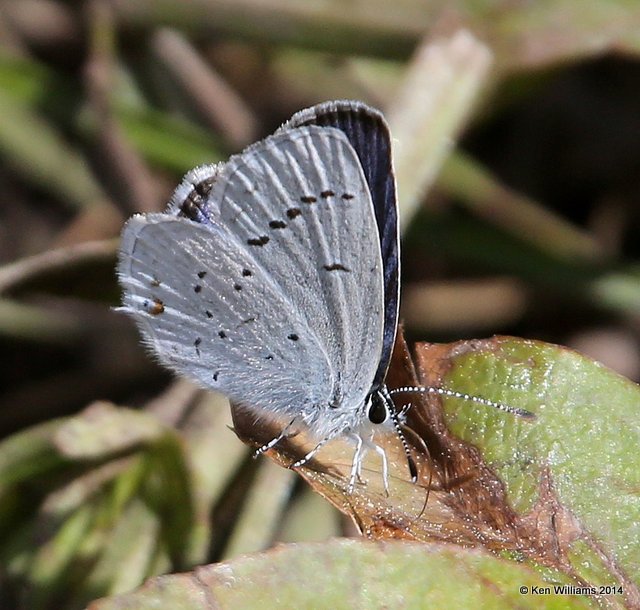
118, 100, 530, 492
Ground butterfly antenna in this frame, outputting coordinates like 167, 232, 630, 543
389, 386, 536, 419
398, 422, 433, 521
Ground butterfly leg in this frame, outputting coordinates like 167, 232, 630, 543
347, 433, 364, 493
346, 434, 390, 495
289, 434, 332, 470
371, 442, 390, 497
253, 418, 297, 459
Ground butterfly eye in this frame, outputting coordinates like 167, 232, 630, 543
367, 394, 388, 424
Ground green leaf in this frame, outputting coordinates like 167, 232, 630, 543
426, 336, 640, 592
0, 419, 68, 489
0, 53, 223, 176
0, 88, 106, 209
88, 538, 593, 609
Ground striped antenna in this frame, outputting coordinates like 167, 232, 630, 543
389, 386, 536, 419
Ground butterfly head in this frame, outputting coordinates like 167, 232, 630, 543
365, 388, 392, 425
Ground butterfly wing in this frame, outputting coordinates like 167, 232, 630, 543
119, 214, 333, 417
118, 125, 385, 439
282, 101, 399, 389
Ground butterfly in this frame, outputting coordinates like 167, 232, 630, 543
118, 100, 530, 493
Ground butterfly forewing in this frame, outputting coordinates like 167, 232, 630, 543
282, 101, 399, 390
200, 125, 385, 414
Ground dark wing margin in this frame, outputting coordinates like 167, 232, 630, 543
281, 100, 399, 389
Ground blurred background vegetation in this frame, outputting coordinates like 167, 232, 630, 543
1, 1, 640, 608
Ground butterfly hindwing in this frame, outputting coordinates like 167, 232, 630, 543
119, 214, 333, 421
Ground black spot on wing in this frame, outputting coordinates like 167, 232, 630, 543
194, 285, 202, 293
179, 196, 205, 221
286, 207, 302, 219
269, 220, 287, 229
247, 235, 269, 246
323, 263, 350, 272
288, 333, 299, 341
320, 190, 335, 198
179, 177, 216, 222
242, 268, 253, 277
194, 337, 201, 355
195, 179, 213, 197
341, 193, 354, 200
300, 195, 317, 204
197, 271, 207, 279
218, 330, 227, 338
234, 283, 242, 291
205, 310, 213, 318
